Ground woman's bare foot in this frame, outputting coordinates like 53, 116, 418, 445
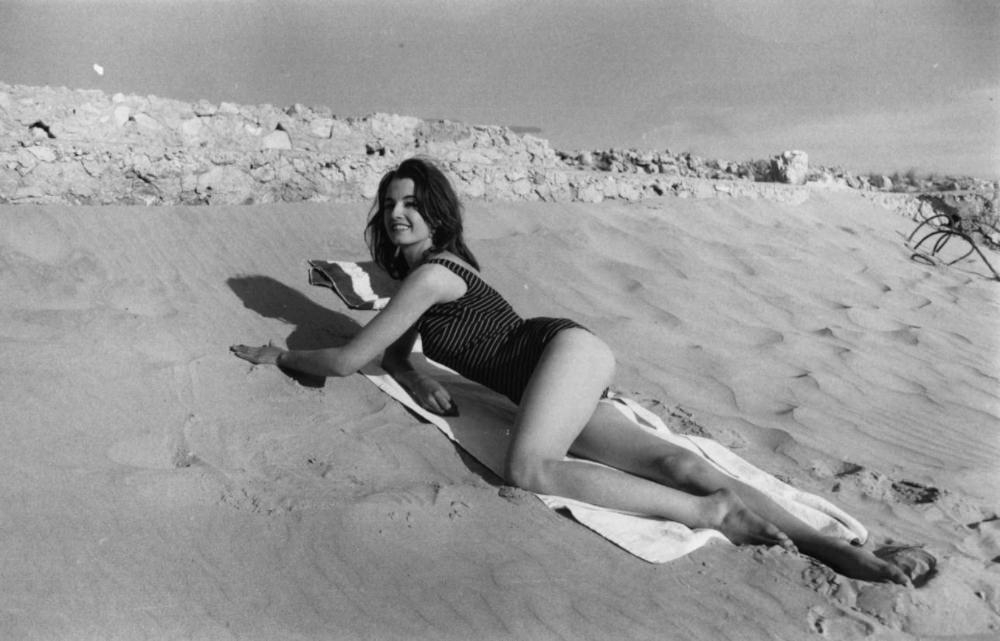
810, 540, 912, 586
702, 489, 795, 550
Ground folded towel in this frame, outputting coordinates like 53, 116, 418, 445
316, 261, 869, 562
308, 259, 391, 310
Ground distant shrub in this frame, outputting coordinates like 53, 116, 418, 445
750, 159, 773, 182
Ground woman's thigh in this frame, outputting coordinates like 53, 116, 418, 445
506, 329, 615, 465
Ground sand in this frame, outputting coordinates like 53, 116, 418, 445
1, 187, 998, 640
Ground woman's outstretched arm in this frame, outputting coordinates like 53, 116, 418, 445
231, 263, 464, 379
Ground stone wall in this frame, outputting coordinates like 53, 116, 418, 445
1, 83, 992, 213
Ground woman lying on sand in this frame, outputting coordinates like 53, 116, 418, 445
232, 156, 914, 585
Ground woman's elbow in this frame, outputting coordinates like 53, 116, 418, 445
327, 357, 359, 378
319, 351, 361, 378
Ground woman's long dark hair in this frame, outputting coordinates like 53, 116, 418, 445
365, 157, 480, 279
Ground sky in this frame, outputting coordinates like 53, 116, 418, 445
1, 0, 997, 178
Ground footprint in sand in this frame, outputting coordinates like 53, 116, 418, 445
805, 602, 875, 638
106, 414, 197, 470
828, 464, 941, 506
106, 415, 227, 509
964, 516, 1000, 563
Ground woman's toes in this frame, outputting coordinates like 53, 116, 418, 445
774, 530, 796, 551
887, 563, 913, 587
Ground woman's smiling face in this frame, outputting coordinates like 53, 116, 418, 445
383, 178, 433, 254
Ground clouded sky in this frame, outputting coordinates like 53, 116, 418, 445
1, 0, 996, 177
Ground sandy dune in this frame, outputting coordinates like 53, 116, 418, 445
1, 188, 998, 639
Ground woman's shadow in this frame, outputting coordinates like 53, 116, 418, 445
227, 274, 363, 387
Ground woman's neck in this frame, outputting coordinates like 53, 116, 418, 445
401, 244, 437, 270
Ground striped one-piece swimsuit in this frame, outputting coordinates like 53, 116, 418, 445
416, 258, 584, 404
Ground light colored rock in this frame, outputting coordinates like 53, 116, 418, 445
15, 148, 38, 173
577, 183, 604, 203
504, 167, 527, 182
133, 113, 163, 131
26, 146, 57, 163
13, 183, 45, 201
329, 119, 353, 139
195, 165, 256, 203
113, 105, 131, 127
310, 118, 334, 138
193, 100, 217, 116
462, 176, 486, 199
261, 129, 292, 150
369, 113, 420, 140
458, 150, 492, 165
361, 176, 380, 200
618, 181, 642, 201
251, 165, 276, 182
771, 150, 809, 185
601, 176, 619, 199
81, 157, 105, 178
511, 178, 532, 196
180, 117, 202, 138
0, 170, 20, 199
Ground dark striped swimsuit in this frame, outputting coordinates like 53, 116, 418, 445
417, 258, 584, 404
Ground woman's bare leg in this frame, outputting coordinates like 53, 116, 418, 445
570, 403, 911, 585
504, 329, 791, 548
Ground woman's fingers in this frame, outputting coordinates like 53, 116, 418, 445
431, 389, 457, 416
230, 343, 271, 364
230, 344, 251, 358
419, 394, 443, 414
414, 386, 455, 416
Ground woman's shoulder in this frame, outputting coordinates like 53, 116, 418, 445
423, 251, 479, 275
404, 253, 470, 302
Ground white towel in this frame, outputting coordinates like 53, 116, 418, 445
308, 259, 391, 310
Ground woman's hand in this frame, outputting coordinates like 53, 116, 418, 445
409, 376, 458, 416
230, 342, 285, 366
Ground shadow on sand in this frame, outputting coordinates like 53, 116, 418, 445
227, 274, 363, 387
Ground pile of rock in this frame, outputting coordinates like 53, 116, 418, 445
0, 83, 573, 205
558, 148, 755, 181
1, 83, 992, 209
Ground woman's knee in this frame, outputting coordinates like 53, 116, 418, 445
652, 448, 717, 491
